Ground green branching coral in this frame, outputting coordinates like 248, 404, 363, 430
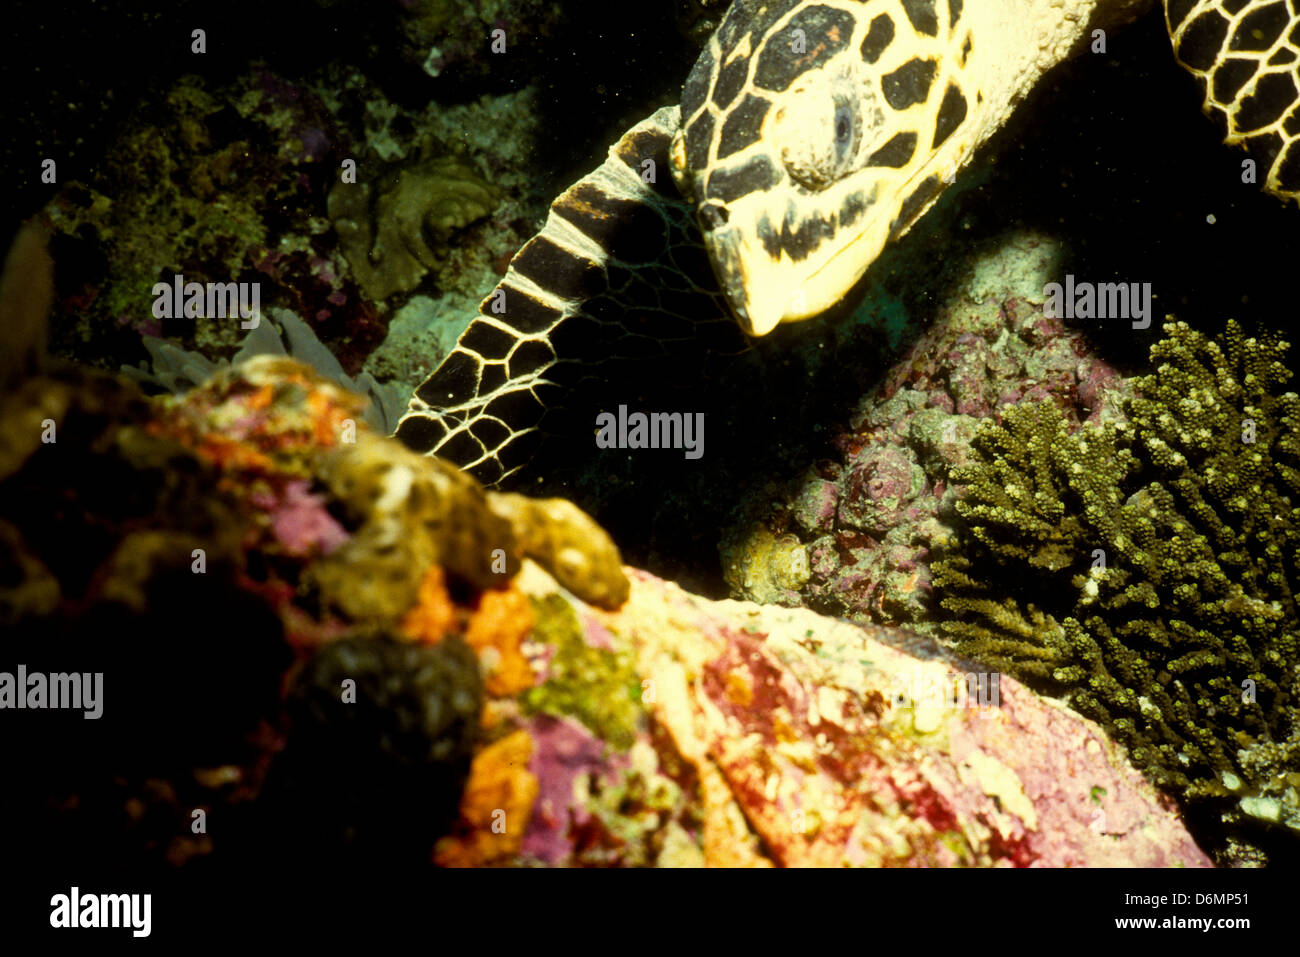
934, 321, 1300, 862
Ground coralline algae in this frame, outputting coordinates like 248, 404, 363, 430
723, 230, 1130, 629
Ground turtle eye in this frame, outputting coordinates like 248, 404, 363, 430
832, 98, 859, 165
775, 84, 862, 192
834, 103, 854, 158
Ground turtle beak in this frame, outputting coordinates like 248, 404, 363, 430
700, 193, 892, 337
701, 221, 800, 337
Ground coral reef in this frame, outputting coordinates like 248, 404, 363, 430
45, 75, 333, 349
40, 67, 401, 388
520, 594, 643, 750
934, 320, 1300, 863
328, 154, 500, 302
33, 17, 559, 433
157, 355, 629, 614
721, 231, 1130, 626
350, 86, 553, 390
0, 325, 1212, 867
433, 727, 541, 867
0, 341, 629, 871
38, 59, 540, 401
427, 563, 1213, 867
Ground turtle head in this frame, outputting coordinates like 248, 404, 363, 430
671, 0, 977, 336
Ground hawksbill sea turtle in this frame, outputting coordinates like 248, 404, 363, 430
394, 0, 1300, 485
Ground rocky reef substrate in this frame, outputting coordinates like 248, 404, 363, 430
0, 352, 1210, 868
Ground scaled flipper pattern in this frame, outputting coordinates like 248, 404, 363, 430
395, 107, 746, 486
1166, 0, 1300, 200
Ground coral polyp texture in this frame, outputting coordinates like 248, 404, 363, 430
935, 320, 1300, 863
327, 155, 500, 302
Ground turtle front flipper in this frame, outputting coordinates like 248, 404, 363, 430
394, 107, 747, 486
1165, 0, 1300, 201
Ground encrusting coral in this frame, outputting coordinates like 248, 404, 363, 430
328, 153, 500, 302
162, 355, 629, 618
934, 320, 1300, 863
0, 223, 1224, 869
0, 210, 630, 868
717, 231, 1129, 627
487, 492, 632, 611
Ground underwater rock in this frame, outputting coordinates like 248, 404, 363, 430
258, 632, 484, 866
934, 321, 1300, 864
0, 344, 1212, 867
431, 562, 1212, 867
328, 156, 500, 302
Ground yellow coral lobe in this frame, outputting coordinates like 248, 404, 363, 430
464, 585, 537, 697
400, 565, 457, 644
487, 492, 630, 609
434, 728, 539, 867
